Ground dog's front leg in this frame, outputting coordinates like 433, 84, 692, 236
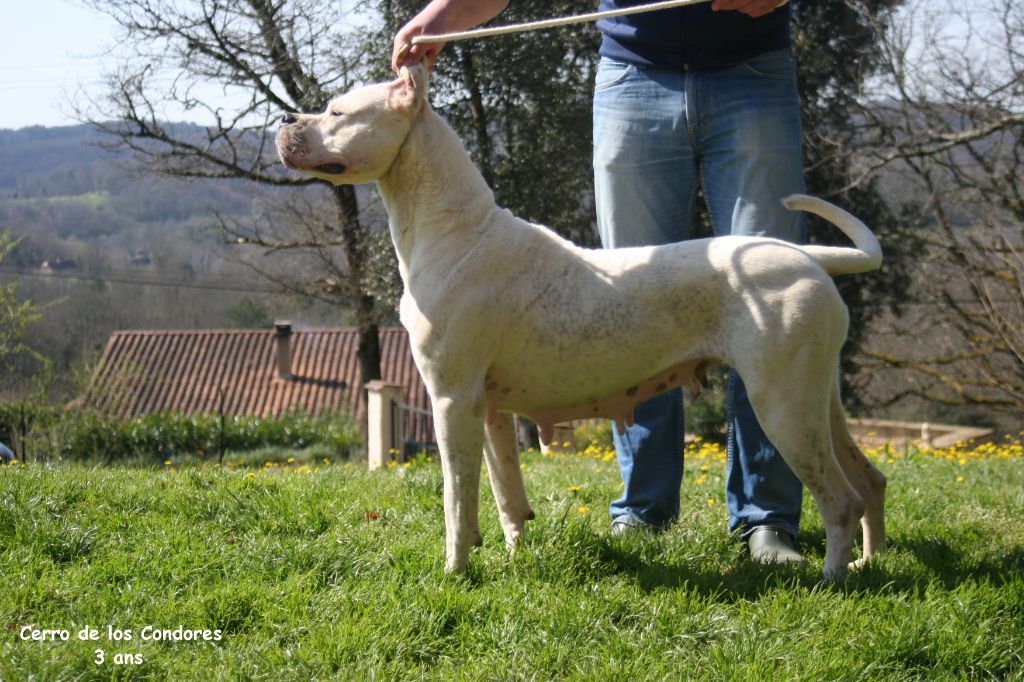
433, 395, 486, 573
484, 412, 535, 550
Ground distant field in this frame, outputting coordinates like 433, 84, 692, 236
9, 191, 110, 209
2, 439, 1022, 680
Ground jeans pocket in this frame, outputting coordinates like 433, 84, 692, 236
594, 59, 637, 92
735, 49, 797, 83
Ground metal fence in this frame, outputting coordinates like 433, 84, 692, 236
390, 399, 438, 462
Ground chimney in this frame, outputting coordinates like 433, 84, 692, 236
274, 321, 293, 380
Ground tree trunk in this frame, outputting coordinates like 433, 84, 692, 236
356, 298, 382, 387
330, 185, 382, 391
456, 45, 495, 186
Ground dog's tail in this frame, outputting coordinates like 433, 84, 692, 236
783, 194, 883, 276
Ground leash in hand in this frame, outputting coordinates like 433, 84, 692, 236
410, 0, 717, 46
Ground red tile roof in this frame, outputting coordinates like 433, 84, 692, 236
80, 327, 434, 442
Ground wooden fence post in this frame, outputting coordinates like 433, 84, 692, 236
365, 380, 405, 470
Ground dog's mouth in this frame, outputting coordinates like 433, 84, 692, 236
275, 128, 346, 177
314, 163, 347, 175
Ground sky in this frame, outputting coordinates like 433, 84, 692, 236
1, 0, 256, 131
1, 0, 124, 130
0, 1, 1004, 132
0, 0, 381, 131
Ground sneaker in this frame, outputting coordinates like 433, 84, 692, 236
747, 526, 804, 564
610, 513, 652, 536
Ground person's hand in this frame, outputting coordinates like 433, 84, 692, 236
710, 0, 788, 19
392, 14, 447, 73
391, 1, 510, 73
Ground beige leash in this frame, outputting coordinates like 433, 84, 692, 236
410, 0, 718, 46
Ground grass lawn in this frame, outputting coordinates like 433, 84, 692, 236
2, 438, 1023, 680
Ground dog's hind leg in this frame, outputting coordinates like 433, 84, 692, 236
432, 395, 486, 573
484, 413, 535, 550
746, 375, 864, 581
828, 376, 886, 567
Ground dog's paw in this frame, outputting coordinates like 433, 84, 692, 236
822, 563, 850, 582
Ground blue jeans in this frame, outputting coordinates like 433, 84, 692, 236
593, 49, 805, 538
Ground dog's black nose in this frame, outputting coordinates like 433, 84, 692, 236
281, 113, 298, 125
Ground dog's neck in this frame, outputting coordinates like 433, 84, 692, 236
377, 105, 497, 276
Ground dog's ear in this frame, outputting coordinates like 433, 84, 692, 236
388, 63, 429, 114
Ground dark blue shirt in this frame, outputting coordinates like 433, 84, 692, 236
597, 1, 792, 70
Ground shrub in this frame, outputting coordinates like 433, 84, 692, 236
574, 420, 613, 451
686, 366, 729, 443
0, 402, 359, 463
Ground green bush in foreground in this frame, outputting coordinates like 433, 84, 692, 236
1, 442, 1022, 680
0, 402, 359, 463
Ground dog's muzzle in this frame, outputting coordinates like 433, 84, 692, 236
277, 116, 346, 176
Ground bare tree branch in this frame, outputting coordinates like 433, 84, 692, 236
76, 0, 393, 392
850, 0, 1024, 420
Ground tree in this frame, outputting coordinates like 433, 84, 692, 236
78, 0, 389, 391
844, 0, 1024, 420
224, 297, 272, 329
0, 229, 50, 389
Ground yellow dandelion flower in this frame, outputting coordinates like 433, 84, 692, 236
567, 485, 581, 493
577, 506, 590, 514
956, 475, 965, 482
707, 498, 718, 506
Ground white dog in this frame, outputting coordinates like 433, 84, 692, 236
277, 64, 887, 580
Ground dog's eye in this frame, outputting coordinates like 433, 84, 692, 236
330, 110, 344, 117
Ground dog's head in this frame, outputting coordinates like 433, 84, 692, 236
276, 63, 428, 185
